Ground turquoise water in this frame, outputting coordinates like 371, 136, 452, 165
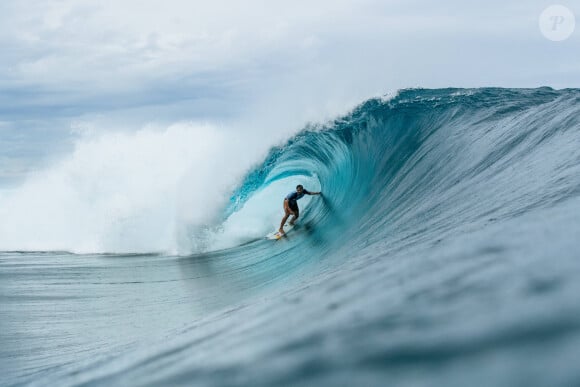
2, 88, 580, 386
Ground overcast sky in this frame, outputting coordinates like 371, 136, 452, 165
1, 0, 579, 184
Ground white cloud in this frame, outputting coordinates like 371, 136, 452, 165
2, 1, 359, 87
0, 0, 578, 133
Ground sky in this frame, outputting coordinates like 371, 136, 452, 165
0, 0, 579, 185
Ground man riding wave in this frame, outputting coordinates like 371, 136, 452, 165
278, 184, 321, 235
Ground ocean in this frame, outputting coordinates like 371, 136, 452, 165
2, 87, 580, 386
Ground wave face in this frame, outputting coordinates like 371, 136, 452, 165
223, 87, 580, 257
3, 88, 580, 387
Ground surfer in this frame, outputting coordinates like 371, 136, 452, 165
278, 185, 321, 235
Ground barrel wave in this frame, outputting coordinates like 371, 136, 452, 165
223, 87, 580, 260
2, 88, 580, 387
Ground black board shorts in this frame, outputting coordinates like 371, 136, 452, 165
288, 200, 299, 212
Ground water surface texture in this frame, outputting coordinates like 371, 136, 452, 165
2, 88, 580, 386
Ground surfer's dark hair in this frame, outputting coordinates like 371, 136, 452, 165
296, 184, 304, 190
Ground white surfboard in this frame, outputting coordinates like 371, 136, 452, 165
266, 224, 295, 240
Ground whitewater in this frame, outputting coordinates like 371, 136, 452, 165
2, 87, 580, 386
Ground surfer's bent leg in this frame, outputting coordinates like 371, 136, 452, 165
279, 200, 293, 233
279, 213, 291, 233
289, 206, 299, 226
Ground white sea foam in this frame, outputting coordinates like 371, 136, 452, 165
0, 122, 276, 254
